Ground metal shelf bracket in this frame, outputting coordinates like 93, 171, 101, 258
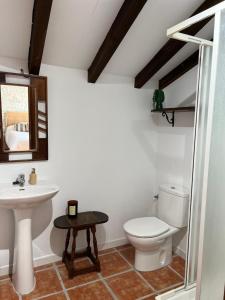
162, 111, 175, 127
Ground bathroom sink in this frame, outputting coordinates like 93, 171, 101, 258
0, 184, 59, 209
0, 182, 59, 295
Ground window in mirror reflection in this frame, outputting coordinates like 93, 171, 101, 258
1, 84, 30, 151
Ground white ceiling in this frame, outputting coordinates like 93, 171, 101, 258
0, 0, 34, 60
0, 0, 212, 81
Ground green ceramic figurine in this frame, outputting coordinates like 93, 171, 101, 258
153, 89, 165, 110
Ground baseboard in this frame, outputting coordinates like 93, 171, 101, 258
174, 246, 186, 259
0, 265, 11, 277
0, 237, 128, 277
99, 237, 128, 250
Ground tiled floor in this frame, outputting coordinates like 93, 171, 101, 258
0, 245, 185, 300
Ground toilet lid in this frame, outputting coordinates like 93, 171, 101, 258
123, 217, 169, 238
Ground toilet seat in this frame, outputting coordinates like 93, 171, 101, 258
124, 217, 169, 238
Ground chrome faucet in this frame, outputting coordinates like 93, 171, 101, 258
13, 174, 25, 187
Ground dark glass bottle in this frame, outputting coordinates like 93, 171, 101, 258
67, 200, 78, 218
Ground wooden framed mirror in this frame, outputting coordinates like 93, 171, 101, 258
0, 71, 48, 163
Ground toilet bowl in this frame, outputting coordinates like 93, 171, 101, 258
123, 184, 189, 272
124, 217, 179, 271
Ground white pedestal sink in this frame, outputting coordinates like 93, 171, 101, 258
0, 183, 59, 295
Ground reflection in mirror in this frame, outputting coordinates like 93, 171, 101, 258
1, 84, 30, 152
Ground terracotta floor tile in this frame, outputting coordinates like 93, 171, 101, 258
57, 259, 99, 289
22, 269, 62, 300
56, 256, 88, 268
107, 271, 153, 300
68, 281, 113, 300
170, 256, 185, 277
34, 264, 53, 272
0, 280, 19, 300
120, 247, 135, 265
144, 295, 157, 300
158, 282, 184, 294
99, 252, 130, 277
115, 244, 132, 250
40, 292, 67, 300
140, 267, 183, 291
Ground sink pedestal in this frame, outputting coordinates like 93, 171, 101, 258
13, 208, 35, 295
0, 183, 59, 295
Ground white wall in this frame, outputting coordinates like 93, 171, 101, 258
0, 58, 197, 271
155, 67, 198, 256
0, 61, 157, 273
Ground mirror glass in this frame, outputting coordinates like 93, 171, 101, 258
0, 84, 30, 152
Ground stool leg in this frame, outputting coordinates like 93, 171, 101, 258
86, 228, 91, 256
71, 229, 78, 261
91, 225, 100, 272
63, 228, 71, 262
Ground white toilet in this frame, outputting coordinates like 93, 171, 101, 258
123, 184, 189, 272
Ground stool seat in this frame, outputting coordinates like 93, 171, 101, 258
54, 211, 108, 230
54, 211, 108, 278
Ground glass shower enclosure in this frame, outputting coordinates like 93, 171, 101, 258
157, 2, 225, 299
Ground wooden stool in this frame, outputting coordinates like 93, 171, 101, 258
54, 211, 108, 278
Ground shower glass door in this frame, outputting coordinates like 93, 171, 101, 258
184, 7, 225, 300
165, 3, 225, 299
185, 44, 212, 287
195, 9, 225, 300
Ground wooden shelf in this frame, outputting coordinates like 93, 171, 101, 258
151, 106, 195, 113
151, 106, 195, 127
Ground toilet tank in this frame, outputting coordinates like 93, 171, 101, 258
158, 184, 189, 228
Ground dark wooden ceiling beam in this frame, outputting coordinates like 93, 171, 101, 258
28, 0, 53, 75
159, 50, 199, 89
135, 0, 222, 88
88, 0, 148, 83
159, 36, 213, 89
